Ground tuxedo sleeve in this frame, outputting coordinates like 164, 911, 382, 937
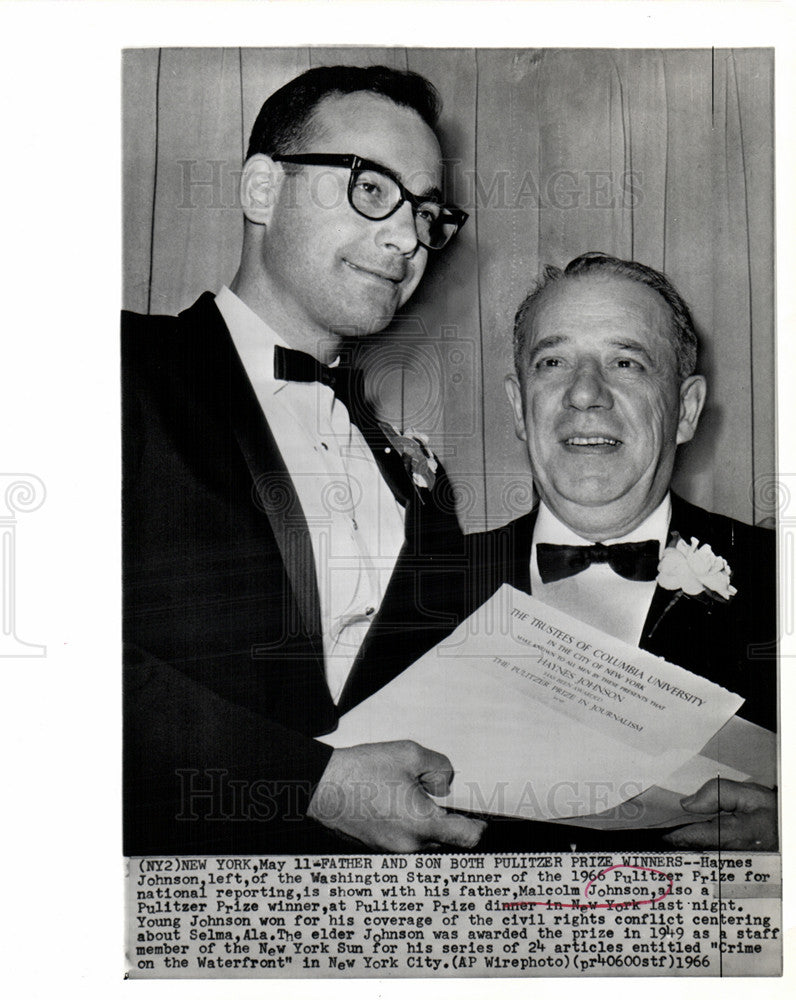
123, 643, 339, 855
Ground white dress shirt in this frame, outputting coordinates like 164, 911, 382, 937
216, 286, 406, 702
530, 495, 672, 645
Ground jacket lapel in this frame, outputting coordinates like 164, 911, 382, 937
640, 493, 712, 656
501, 508, 536, 594
342, 367, 412, 506
182, 293, 324, 660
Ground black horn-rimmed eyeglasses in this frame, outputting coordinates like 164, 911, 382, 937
272, 153, 468, 251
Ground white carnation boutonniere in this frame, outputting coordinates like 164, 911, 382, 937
380, 424, 439, 491
657, 533, 737, 603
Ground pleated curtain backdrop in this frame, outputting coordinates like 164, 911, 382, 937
123, 48, 774, 532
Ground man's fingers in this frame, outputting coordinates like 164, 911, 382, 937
414, 747, 455, 797
424, 808, 487, 850
663, 812, 777, 850
403, 743, 484, 847
663, 819, 722, 849
308, 741, 486, 853
418, 767, 453, 797
681, 779, 774, 815
407, 783, 486, 849
663, 816, 751, 849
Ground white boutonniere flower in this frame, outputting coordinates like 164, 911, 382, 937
657, 533, 737, 602
380, 425, 439, 491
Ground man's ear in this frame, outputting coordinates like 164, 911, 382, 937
504, 374, 528, 443
239, 154, 282, 225
676, 374, 707, 445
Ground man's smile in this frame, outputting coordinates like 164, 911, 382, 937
561, 434, 623, 451
343, 258, 405, 284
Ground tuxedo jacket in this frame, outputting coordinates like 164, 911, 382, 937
462, 493, 777, 852
123, 293, 472, 855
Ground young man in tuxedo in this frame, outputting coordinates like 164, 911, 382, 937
123, 65, 485, 855
472, 252, 777, 852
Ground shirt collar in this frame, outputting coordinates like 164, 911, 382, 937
215, 286, 341, 386
215, 285, 293, 386
533, 494, 672, 555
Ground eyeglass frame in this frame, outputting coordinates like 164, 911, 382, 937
271, 153, 468, 250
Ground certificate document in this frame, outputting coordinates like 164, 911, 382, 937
323, 585, 765, 826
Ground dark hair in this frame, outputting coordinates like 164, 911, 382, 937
246, 65, 441, 161
513, 251, 699, 380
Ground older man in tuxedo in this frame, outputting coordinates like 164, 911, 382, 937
123, 65, 485, 855
475, 252, 776, 852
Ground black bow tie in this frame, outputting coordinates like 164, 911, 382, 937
536, 539, 660, 584
274, 343, 346, 391
273, 345, 366, 419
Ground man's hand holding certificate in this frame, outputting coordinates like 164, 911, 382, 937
324, 585, 771, 828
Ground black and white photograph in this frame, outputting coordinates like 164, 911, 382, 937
1, 1, 793, 997
121, 44, 780, 976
